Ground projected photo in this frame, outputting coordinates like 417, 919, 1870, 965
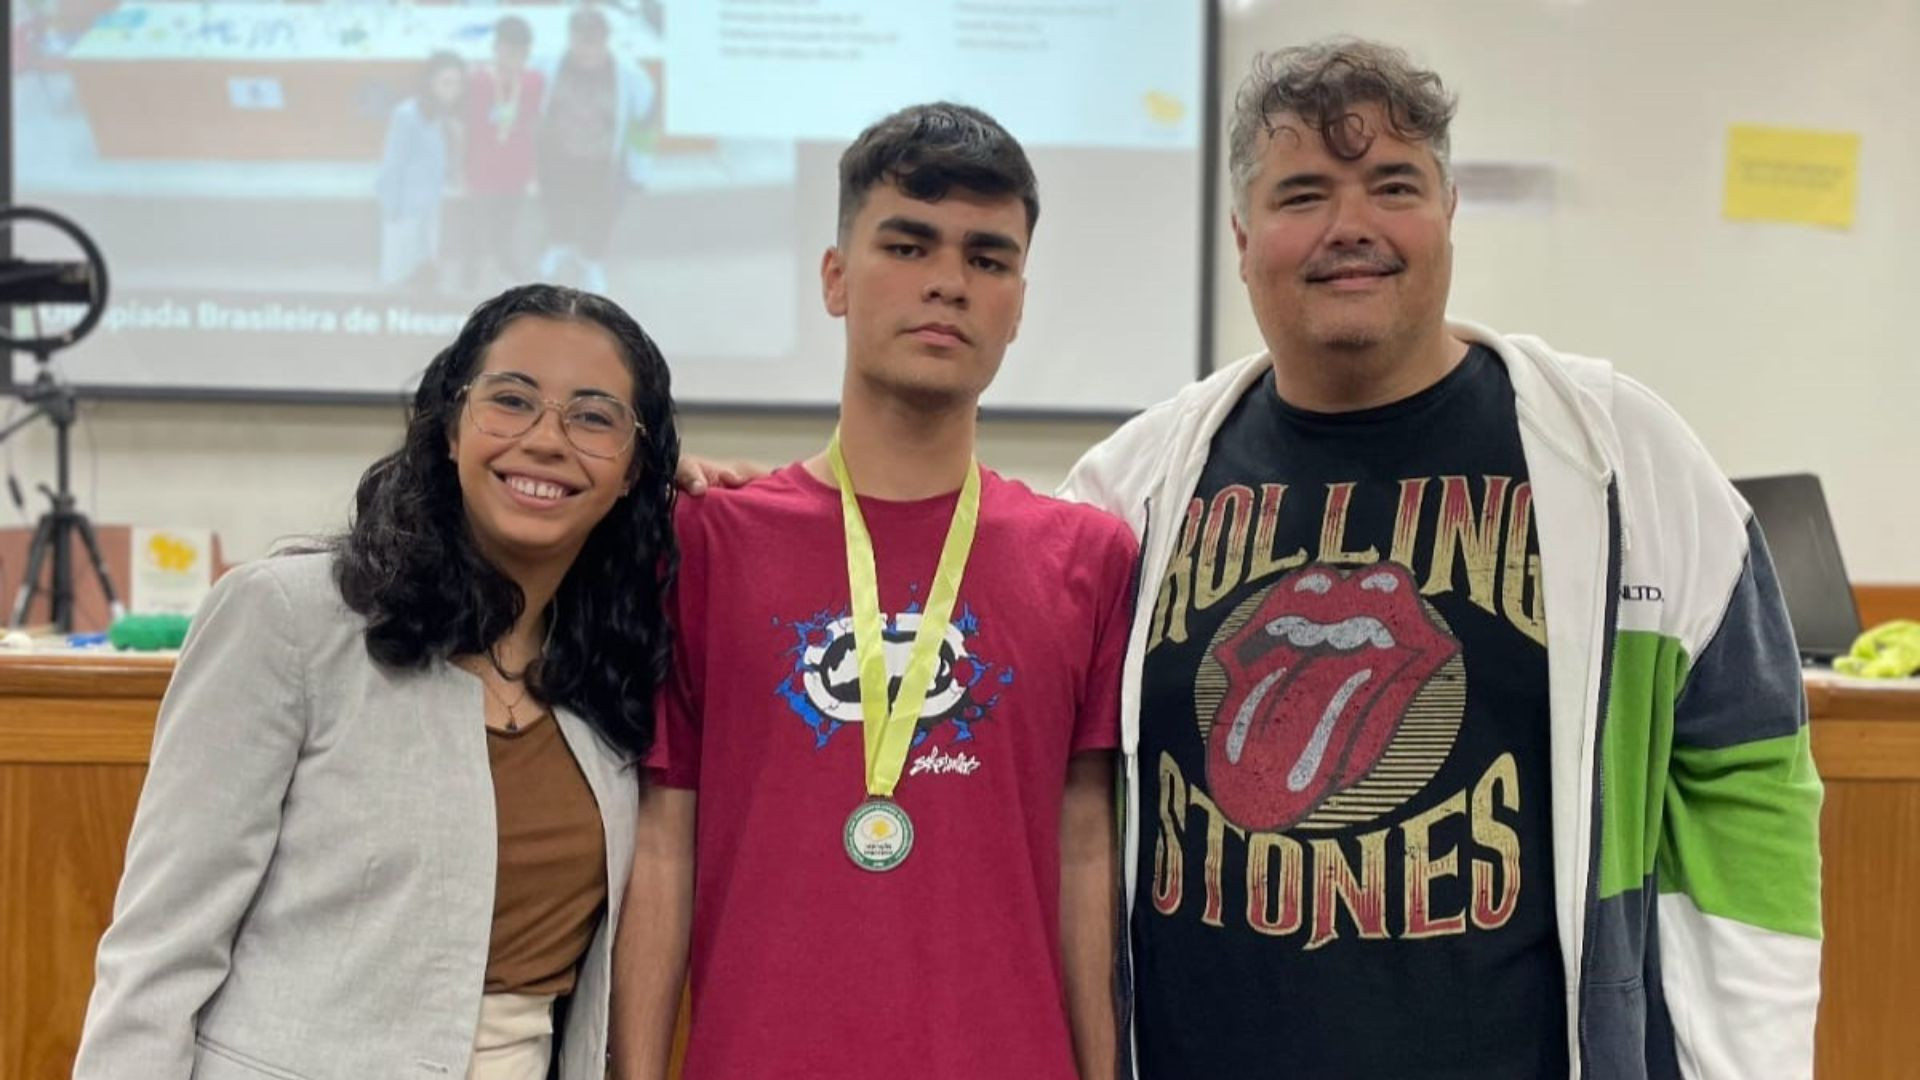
11, 0, 1204, 409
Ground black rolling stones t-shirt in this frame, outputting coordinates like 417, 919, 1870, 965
1132, 347, 1567, 1079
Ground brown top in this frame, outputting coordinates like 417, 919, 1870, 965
483, 712, 608, 995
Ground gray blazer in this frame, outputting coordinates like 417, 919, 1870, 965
73, 552, 640, 1080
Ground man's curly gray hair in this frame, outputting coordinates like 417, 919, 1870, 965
1229, 38, 1458, 218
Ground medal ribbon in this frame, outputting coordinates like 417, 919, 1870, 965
827, 428, 981, 800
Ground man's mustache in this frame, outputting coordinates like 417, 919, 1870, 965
1302, 254, 1406, 282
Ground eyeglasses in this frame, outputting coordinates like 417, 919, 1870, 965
461, 373, 644, 460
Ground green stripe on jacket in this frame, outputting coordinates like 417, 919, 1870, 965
1598, 630, 1823, 939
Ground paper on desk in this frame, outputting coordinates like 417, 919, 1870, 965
130, 527, 215, 615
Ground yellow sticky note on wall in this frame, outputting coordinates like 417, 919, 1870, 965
1723, 125, 1860, 229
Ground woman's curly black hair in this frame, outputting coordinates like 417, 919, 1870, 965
331, 283, 678, 760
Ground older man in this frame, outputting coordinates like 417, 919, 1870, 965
1063, 38, 1822, 1080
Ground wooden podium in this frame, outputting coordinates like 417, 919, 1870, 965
1805, 671, 1920, 1079
0, 654, 171, 1078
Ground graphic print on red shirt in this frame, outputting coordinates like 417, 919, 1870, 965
774, 595, 1012, 753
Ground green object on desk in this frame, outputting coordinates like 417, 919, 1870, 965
109, 613, 192, 652
1834, 620, 1920, 679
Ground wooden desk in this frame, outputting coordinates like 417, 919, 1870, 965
1807, 672, 1920, 1079
4, 652, 1917, 1078
0, 655, 172, 1080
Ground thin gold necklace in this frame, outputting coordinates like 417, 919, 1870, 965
478, 600, 557, 732
477, 672, 538, 732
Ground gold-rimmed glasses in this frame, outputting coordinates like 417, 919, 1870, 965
461, 372, 644, 459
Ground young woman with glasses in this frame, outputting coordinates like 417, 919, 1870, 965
74, 284, 679, 1080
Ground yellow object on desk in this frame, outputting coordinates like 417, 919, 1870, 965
1834, 619, 1920, 679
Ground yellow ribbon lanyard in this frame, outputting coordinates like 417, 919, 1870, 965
827, 429, 982, 801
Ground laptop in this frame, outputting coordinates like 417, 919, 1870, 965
1731, 473, 1863, 664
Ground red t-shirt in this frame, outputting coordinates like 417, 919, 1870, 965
464, 66, 544, 195
652, 463, 1136, 1080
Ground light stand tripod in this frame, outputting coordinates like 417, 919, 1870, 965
0, 204, 117, 633
0, 349, 121, 632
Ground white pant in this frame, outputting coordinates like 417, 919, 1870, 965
379, 211, 442, 286
466, 992, 556, 1080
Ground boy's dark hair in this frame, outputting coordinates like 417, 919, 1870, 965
836, 102, 1039, 241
